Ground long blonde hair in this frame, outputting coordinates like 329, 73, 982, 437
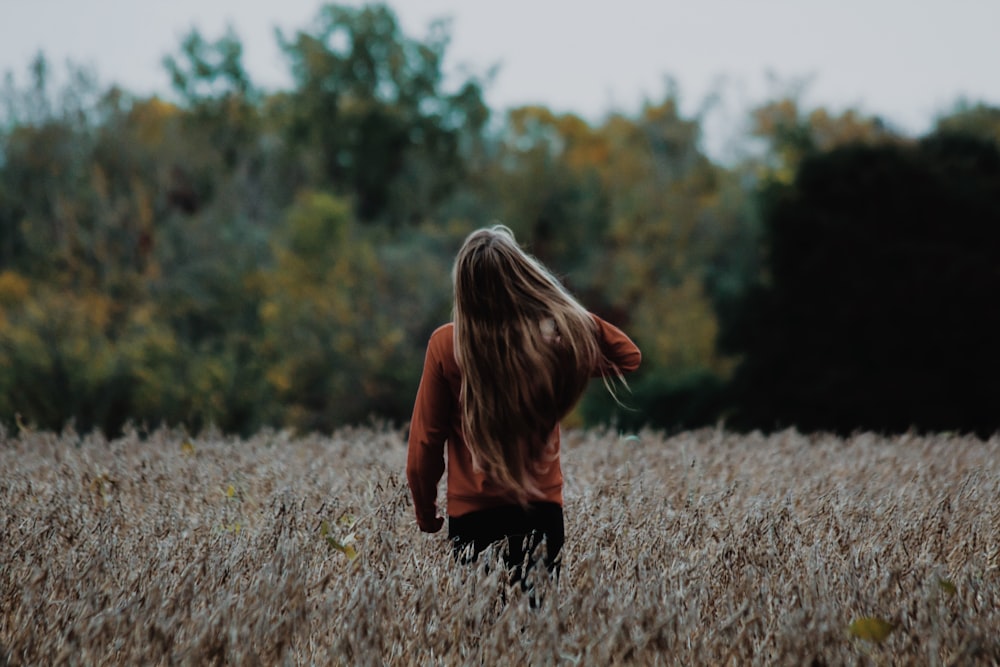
453, 225, 621, 502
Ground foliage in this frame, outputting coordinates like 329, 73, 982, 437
258, 190, 392, 430
749, 96, 900, 183
1, 3, 998, 435
934, 100, 1000, 146
722, 134, 1000, 435
275, 4, 490, 224
581, 368, 727, 433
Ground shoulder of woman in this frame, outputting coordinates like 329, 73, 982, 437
430, 322, 454, 343
428, 322, 456, 359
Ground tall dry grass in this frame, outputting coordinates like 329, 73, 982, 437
2, 424, 998, 665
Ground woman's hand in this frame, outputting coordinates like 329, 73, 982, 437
419, 515, 445, 533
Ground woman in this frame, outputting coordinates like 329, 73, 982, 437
406, 225, 641, 580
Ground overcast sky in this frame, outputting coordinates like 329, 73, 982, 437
2, 0, 998, 158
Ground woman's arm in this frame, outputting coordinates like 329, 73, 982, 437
405, 330, 452, 533
591, 313, 642, 376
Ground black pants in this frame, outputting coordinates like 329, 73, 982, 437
448, 502, 564, 584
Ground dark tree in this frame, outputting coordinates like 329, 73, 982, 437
722, 133, 1000, 436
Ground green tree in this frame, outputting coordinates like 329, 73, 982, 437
275, 3, 489, 224
749, 96, 900, 183
595, 97, 735, 376
935, 101, 1000, 146
163, 26, 260, 171
484, 106, 610, 281
257, 192, 404, 430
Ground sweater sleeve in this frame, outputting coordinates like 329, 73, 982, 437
592, 314, 642, 376
406, 331, 451, 532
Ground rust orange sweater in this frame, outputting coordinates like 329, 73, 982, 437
406, 315, 641, 532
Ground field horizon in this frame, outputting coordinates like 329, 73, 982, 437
3, 425, 998, 665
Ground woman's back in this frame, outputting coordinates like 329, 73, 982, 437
407, 314, 640, 525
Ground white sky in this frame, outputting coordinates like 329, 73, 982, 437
2, 0, 998, 159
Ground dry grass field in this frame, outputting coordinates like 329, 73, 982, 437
2, 424, 998, 666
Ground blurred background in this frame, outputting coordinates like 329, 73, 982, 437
0, 1, 997, 436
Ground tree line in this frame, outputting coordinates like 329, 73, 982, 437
2, 3, 998, 437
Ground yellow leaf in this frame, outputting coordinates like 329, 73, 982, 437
15, 412, 31, 434
937, 578, 957, 596
90, 473, 115, 493
320, 522, 359, 560
226, 484, 236, 498
324, 537, 359, 560
0, 271, 30, 305
849, 617, 894, 643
